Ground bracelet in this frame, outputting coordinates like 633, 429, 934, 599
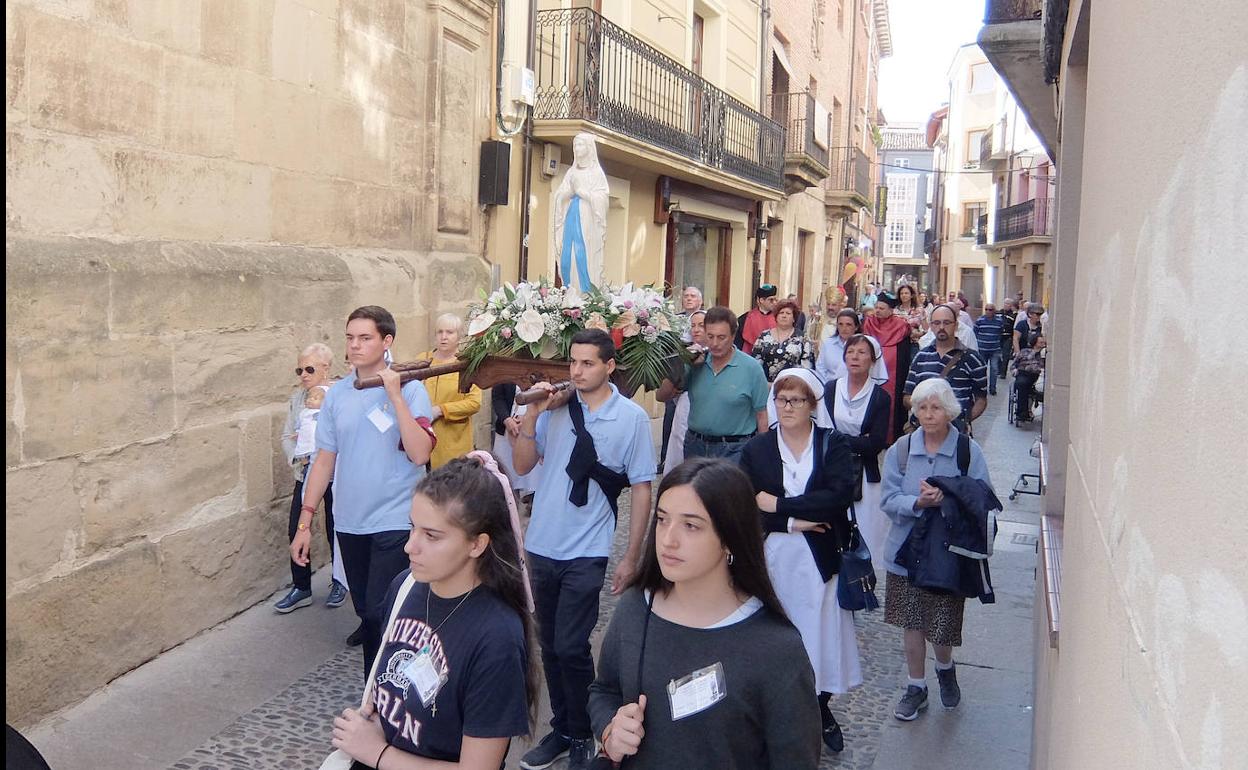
300, 504, 316, 515
375, 743, 390, 769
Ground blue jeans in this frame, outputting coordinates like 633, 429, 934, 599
982, 351, 1001, 392
528, 552, 608, 739
683, 433, 749, 463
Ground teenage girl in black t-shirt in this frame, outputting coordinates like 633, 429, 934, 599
331, 453, 538, 769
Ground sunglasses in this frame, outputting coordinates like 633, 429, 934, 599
295, 366, 318, 375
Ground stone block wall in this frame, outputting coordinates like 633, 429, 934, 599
5, 0, 496, 726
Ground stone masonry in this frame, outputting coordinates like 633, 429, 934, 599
5, 0, 496, 727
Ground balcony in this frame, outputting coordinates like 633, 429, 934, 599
993, 196, 1053, 244
977, 0, 1058, 156
770, 91, 830, 195
976, 213, 989, 245
534, 8, 785, 195
824, 147, 872, 218
979, 117, 1009, 169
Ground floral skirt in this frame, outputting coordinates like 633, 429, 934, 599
884, 572, 966, 647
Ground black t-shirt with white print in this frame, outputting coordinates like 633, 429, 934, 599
370, 572, 529, 763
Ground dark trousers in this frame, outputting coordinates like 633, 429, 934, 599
660, 399, 677, 464
337, 530, 411, 677
981, 350, 1001, 392
528, 552, 608, 739
287, 480, 335, 592
1015, 371, 1040, 417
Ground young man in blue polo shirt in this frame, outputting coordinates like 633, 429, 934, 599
511, 329, 654, 770
291, 306, 434, 674
669, 305, 770, 463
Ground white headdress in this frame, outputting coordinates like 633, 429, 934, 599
766, 368, 832, 429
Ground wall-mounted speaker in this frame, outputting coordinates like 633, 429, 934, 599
479, 140, 510, 206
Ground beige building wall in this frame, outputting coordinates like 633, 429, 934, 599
1018, 1, 1248, 767
5, 0, 496, 726
933, 45, 993, 301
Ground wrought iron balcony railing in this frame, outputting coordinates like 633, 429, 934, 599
977, 213, 989, 245
534, 8, 785, 191
826, 146, 872, 207
770, 91, 829, 170
984, 0, 1043, 23
994, 197, 1053, 242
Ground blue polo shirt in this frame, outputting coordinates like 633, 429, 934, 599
526, 384, 655, 560
315, 371, 434, 535
685, 349, 770, 437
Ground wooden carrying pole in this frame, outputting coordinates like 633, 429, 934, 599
514, 380, 572, 405
352, 359, 466, 390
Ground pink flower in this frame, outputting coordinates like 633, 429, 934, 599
571, 308, 583, 319
539, 287, 549, 298
637, 310, 650, 321
501, 327, 513, 339
623, 300, 634, 309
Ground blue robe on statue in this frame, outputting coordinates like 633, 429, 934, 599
560, 195, 593, 291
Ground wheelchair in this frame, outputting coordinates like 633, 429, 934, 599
1008, 374, 1043, 426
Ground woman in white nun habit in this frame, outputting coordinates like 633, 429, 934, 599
739, 367, 862, 753
823, 333, 893, 573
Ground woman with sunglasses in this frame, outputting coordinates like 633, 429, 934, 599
276, 344, 347, 613
1013, 303, 1045, 358
589, 458, 822, 769
739, 368, 860, 754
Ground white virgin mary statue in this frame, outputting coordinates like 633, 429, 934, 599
552, 133, 609, 292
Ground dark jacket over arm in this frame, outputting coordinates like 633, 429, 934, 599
740, 427, 856, 582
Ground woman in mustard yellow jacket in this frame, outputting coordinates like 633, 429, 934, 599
417, 313, 482, 468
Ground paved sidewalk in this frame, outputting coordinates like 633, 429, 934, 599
24, 382, 1040, 770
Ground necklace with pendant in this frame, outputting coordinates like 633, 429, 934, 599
423, 584, 477, 717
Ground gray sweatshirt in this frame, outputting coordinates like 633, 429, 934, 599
588, 589, 821, 770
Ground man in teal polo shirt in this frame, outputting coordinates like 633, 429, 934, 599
667, 305, 770, 462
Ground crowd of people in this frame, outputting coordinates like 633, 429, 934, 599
278, 279, 1042, 769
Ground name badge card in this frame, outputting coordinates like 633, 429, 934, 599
667, 661, 726, 721
367, 405, 394, 434
401, 647, 447, 709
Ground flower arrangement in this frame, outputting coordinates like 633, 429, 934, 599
462, 279, 689, 391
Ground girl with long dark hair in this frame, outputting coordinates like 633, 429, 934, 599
588, 458, 821, 769
331, 453, 537, 769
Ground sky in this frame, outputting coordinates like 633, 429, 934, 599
878, 0, 985, 125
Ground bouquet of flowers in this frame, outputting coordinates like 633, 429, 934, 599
461, 279, 689, 391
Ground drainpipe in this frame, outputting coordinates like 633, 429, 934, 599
755, 0, 770, 292
517, 0, 537, 280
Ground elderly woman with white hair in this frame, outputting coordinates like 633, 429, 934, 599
416, 312, 482, 469
277, 342, 346, 613
880, 377, 992, 722
739, 367, 860, 753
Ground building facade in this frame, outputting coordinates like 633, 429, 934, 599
764, 0, 890, 313
927, 44, 998, 310
877, 124, 932, 290
981, 0, 1248, 767
977, 80, 1053, 306
6, 0, 498, 726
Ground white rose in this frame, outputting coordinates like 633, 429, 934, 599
516, 309, 545, 343
467, 312, 496, 336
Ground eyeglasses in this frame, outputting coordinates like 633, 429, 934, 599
774, 396, 809, 409
1027, 312, 1042, 317
295, 366, 317, 375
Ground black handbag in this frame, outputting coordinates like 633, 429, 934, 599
837, 503, 879, 612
